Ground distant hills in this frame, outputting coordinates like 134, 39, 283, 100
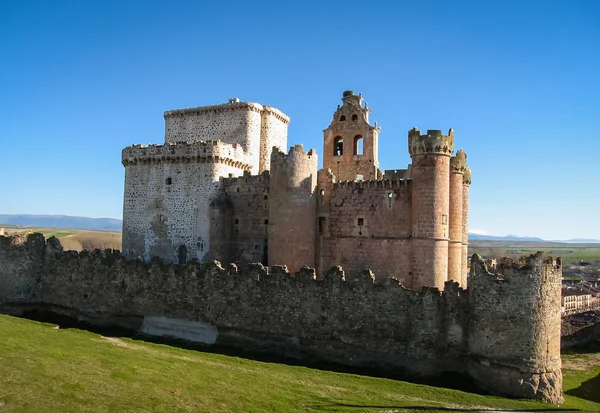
0, 215, 121, 232
0, 215, 597, 243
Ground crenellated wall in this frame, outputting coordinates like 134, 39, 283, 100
318, 179, 412, 284
0, 233, 563, 403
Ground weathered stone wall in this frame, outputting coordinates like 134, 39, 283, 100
319, 179, 413, 285
208, 172, 270, 266
122, 141, 248, 263
268, 145, 318, 273
0, 233, 44, 302
0, 233, 563, 403
164, 102, 263, 173
467, 254, 563, 404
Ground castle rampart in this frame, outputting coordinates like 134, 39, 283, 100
0, 233, 564, 403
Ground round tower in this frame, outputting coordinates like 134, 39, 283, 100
467, 254, 563, 403
268, 144, 318, 274
461, 166, 471, 286
408, 128, 454, 289
448, 150, 466, 284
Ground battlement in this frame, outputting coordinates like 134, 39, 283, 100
470, 252, 562, 285
270, 144, 317, 163
332, 178, 411, 190
121, 140, 254, 170
383, 169, 409, 180
408, 127, 454, 157
450, 150, 467, 174
463, 166, 472, 185
163, 100, 290, 124
220, 170, 270, 188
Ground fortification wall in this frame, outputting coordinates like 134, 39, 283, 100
0, 234, 564, 403
320, 179, 412, 285
209, 172, 270, 265
467, 254, 563, 404
122, 141, 248, 263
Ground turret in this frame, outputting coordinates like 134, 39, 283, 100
448, 150, 467, 284
322, 91, 380, 181
467, 253, 563, 403
408, 128, 454, 289
462, 166, 471, 286
268, 144, 318, 273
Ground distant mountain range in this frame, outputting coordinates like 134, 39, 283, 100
0, 215, 121, 232
0, 215, 598, 243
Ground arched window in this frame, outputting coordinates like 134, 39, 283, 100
354, 135, 363, 155
333, 136, 344, 156
178, 245, 187, 265
339, 115, 346, 121
352, 114, 358, 121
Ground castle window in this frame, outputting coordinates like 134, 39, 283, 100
352, 114, 358, 121
357, 218, 364, 226
442, 214, 448, 225
318, 217, 326, 234
388, 192, 393, 198
264, 195, 268, 200
354, 135, 363, 155
333, 136, 344, 156
178, 245, 187, 265
165, 177, 172, 185
234, 218, 239, 224
264, 219, 268, 225
340, 115, 346, 121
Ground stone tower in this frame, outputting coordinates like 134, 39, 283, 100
462, 167, 472, 286
408, 128, 454, 289
467, 253, 564, 403
122, 99, 289, 263
322, 91, 380, 181
448, 150, 467, 283
268, 144, 318, 273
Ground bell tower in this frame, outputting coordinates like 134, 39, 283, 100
323, 91, 380, 181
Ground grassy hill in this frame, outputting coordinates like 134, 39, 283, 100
0, 315, 598, 412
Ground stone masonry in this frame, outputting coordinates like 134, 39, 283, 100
0, 233, 564, 403
122, 91, 471, 288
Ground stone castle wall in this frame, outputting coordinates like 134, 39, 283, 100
208, 172, 271, 266
319, 179, 412, 284
0, 233, 564, 403
122, 141, 249, 263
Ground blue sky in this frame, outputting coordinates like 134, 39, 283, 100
1, 0, 598, 240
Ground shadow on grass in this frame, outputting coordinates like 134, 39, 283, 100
565, 372, 600, 404
12, 307, 581, 410
310, 404, 579, 412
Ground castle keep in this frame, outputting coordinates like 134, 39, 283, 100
122, 91, 472, 289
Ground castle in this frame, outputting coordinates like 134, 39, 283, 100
122, 91, 472, 290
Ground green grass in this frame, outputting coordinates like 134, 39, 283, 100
0, 315, 599, 412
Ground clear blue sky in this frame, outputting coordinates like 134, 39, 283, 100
1, 0, 598, 240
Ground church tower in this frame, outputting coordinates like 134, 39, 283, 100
322, 91, 380, 181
